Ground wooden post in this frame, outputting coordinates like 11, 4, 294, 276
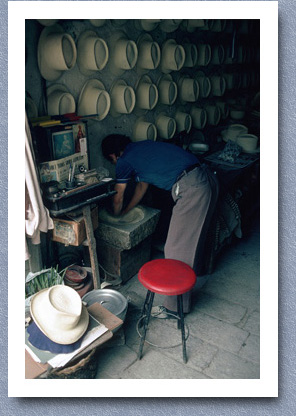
82, 205, 100, 289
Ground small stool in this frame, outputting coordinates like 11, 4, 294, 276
137, 259, 196, 363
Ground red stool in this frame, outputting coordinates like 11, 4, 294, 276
137, 259, 196, 363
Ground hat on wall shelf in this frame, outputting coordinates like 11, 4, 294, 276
177, 75, 199, 103
25, 96, 38, 119
111, 19, 128, 27
183, 41, 198, 68
236, 134, 259, 153
159, 19, 183, 33
194, 71, 211, 98
77, 79, 111, 121
134, 19, 162, 31
221, 124, 248, 143
89, 19, 106, 27
77, 30, 109, 75
47, 84, 76, 116
160, 39, 185, 73
210, 19, 226, 32
215, 101, 229, 120
190, 106, 207, 130
107, 30, 138, 76
155, 112, 176, 140
132, 116, 157, 142
196, 44, 211, 66
37, 24, 77, 81
157, 74, 178, 105
204, 104, 221, 126
134, 75, 158, 115
109, 79, 136, 118
30, 285, 89, 345
37, 19, 59, 26
136, 33, 161, 74
210, 75, 226, 97
181, 19, 205, 32
211, 45, 225, 65
175, 107, 192, 133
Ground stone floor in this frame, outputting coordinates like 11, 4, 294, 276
95, 216, 260, 379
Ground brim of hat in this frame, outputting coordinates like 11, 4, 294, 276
47, 83, 70, 97
160, 39, 178, 74
107, 30, 132, 76
135, 33, 156, 74
78, 78, 110, 121
134, 75, 157, 115
37, 24, 65, 81
109, 79, 135, 118
30, 287, 90, 345
77, 30, 109, 76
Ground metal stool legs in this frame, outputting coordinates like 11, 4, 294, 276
177, 295, 187, 364
138, 290, 155, 360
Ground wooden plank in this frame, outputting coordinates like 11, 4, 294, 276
82, 205, 100, 289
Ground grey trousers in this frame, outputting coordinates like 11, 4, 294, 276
163, 164, 219, 313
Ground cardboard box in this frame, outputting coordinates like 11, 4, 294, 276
25, 302, 123, 379
52, 206, 98, 246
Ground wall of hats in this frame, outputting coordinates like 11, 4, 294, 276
25, 19, 260, 171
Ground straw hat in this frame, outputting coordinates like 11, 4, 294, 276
210, 19, 226, 32
134, 75, 158, 114
89, 19, 106, 27
132, 116, 157, 142
77, 30, 109, 75
181, 19, 205, 32
211, 45, 225, 65
177, 75, 199, 103
183, 42, 198, 68
37, 19, 59, 27
25, 96, 38, 119
134, 19, 161, 31
210, 75, 226, 97
159, 19, 183, 33
194, 71, 211, 98
109, 79, 136, 117
77, 79, 111, 121
204, 104, 221, 126
111, 19, 128, 28
175, 108, 192, 133
155, 113, 176, 139
221, 124, 248, 143
196, 44, 211, 66
30, 285, 89, 345
160, 39, 185, 73
37, 24, 77, 81
157, 74, 178, 105
236, 134, 259, 153
190, 106, 207, 129
47, 84, 76, 116
136, 33, 161, 74
107, 31, 138, 76
216, 101, 229, 119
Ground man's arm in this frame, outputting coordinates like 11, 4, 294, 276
112, 183, 127, 216
122, 182, 149, 215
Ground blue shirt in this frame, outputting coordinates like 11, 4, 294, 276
116, 141, 199, 191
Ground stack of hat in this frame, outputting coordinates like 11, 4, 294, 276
64, 265, 93, 298
28, 285, 89, 353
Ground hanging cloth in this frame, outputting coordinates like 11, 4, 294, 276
25, 113, 53, 260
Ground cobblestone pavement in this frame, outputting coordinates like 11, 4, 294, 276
95, 218, 260, 379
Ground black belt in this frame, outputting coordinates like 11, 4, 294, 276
176, 163, 201, 182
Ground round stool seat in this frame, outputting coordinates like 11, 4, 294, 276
138, 259, 196, 296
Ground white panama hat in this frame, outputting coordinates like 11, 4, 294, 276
155, 113, 176, 140
175, 107, 192, 133
30, 285, 89, 345
37, 24, 77, 81
77, 30, 109, 76
134, 19, 162, 31
109, 79, 136, 118
89, 19, 106, 27
132, 116, 157, 142
194, 71, 211, 98
134, 75, 158, 115
160, 39, 185, 73
183, 42, 198, 68
157, 74, 178, 105
159, 19, 183, 33
196, 44, 211, 66
236, 134, 259, 153
182, 19, 205, 32
204, 104, 221, 126
215, 101, 229, 119
210, 75, 226, 97
25, 96, 38, 119
37, 19, 59, 27
136, 33, 161, 74
211, 45, 225, 65
177, 75, 199, 103
77, 79, 110, 121
190, 106, 207, 130
107, 30, 138, 76
47, 83, 76, 116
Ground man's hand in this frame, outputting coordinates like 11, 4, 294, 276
122, 182, 149, 215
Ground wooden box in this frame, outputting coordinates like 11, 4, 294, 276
52, 206, 98, 246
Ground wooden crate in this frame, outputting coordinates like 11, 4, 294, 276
52, 206, 98, 246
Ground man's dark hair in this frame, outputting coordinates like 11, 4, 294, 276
101, 134, 131, 162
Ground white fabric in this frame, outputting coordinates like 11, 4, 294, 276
25, 113, 53, 260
